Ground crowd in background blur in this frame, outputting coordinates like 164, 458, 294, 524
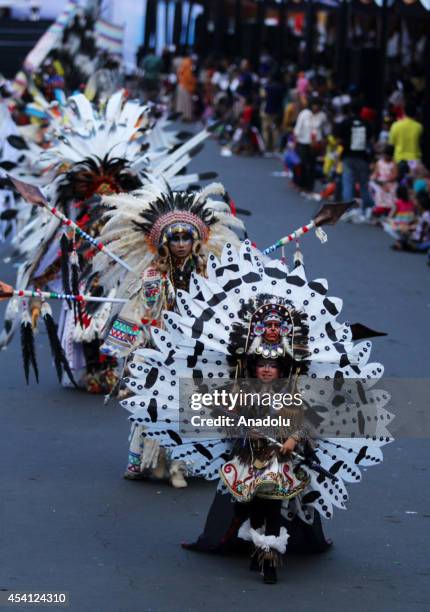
141, 47, 430, 261
2, 40, 429, 263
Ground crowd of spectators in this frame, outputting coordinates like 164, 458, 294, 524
139, 48, 430, 264
3, 42, 429, 264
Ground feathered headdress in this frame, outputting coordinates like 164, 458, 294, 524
227, 294, 310, 375
30, 90, 213, 199
40, 90, 153, 168
91, 178, 244, 298
56, 154, 142, 203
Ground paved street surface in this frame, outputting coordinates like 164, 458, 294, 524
1, 139, 429, 612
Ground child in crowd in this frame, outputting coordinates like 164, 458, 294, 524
232, 96, 263, 155
370, 144, 397, 216
411, 163, 430, 197
281, 89, 301, 140
283, 135, 302, 184
320, 134, 343, 200
392, 191, 430, 252
296, 71, 309, 98
382, 184, 416, 239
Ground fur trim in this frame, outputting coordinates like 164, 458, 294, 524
41, 301, 77, 386
169, 460, 188, 477
252, 527, 289, 554
238, 519, 253, 542
56, 155, 142, 206
238, 520, 289, 554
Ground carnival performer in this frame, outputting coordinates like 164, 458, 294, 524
216, 303, 313, 583
90, 179, 244, 487
0, 90, 216, 391
0, 98, 26, 239
117, 238, 393, 580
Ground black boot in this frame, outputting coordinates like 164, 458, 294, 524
262, 560, 277, 584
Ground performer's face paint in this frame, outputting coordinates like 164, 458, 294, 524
264, 320, 281, 343
255, 360, 280, 383
168, 232, 193, 259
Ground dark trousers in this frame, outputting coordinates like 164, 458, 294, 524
397, 160, 411, 181
237, 497, 283, 537
342, 156, 373, 209
297, 143, 316, 191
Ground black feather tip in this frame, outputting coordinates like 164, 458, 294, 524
43, 310, 78, 387
20, 316, 39, 384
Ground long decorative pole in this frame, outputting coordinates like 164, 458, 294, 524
262, 201, 355, 255
263, 220, 322, 255
0, 282, 128, 304
9, 176, 137, 276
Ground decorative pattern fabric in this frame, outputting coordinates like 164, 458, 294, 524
220, 457, 310, 502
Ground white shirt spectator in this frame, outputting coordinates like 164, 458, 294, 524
294, 109, 328, 145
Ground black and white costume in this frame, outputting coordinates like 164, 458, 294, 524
120, 240, 393, 579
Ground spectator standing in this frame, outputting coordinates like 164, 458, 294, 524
389, 102, 423, 179
260, 71, 286, 153
161, 47, 173, 74
336, 101, 374, 220
293, 98, 328, 192
141, 49, 163, 101
282, 89, 301, 134
176, 57, 197, 121
237, 59, 255, 100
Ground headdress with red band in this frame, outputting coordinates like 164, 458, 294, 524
149, 210, 209, 247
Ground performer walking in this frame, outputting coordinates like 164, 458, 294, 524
217, 302, 312, 583
1, 91, 216, 391
92, 179, 244, 487
118, 238, 393, 578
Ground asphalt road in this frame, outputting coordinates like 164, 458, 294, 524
1, 139, 429, 612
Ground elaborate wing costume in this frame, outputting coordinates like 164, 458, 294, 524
0, 92, 218, 389
120, 240, 392, 524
